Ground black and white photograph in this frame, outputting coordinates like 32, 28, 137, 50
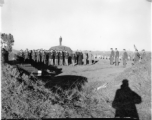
1, 0, 151, 119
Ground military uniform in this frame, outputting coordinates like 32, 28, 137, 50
110, 50, 114, 65
36, 51, 40, 63
55, 51, 59, 66
122, 50, 128, 68
115, 50, 119, 66
48, 51, 54, 65
88, 52, 92, 65
65, 52, 69, 66
83, 52, 87, 65
59, 51, 63, 66
134, 51, 140, 64
71, 53, 76, 66
32, 50, 36, 63
24, 50, 29, 63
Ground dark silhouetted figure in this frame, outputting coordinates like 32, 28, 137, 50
112, 79, 142, 119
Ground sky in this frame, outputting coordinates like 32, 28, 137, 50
1, 0, 151, 51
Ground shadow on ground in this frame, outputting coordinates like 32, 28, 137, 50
45, 75, 88, 92
112, 79, 142, 120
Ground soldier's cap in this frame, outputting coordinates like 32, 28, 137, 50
123, 49, 125, 50
142, 49, 145, 51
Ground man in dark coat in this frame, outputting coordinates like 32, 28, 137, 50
75, 50, 79, 64
122, 49, 128, 68
115, 48, 119, 66
78, 51, 83, 65
54, 50, 59, 66
110, 48, 114, 65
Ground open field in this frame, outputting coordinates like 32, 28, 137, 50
2, 52, 151, 119
56, 58, 151, 119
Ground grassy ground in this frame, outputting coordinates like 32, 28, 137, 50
2, 52, 151, 119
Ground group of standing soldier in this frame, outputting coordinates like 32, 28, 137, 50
109, 48, 146, 68
18, 49, 94, 66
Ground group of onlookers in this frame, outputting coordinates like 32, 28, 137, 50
17, 49, 94, 66
109, 48, 146, 67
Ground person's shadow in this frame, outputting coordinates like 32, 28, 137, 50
112, 79, 142, 119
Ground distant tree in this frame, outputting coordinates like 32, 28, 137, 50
1, 33, 14, 52
1, 33, 14, 63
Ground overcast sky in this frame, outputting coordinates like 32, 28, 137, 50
1, 0, 151, 51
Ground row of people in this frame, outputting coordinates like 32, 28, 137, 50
109, 48, 146, 67
17, 49, 94, 66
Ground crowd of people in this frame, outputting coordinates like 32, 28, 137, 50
17, 49, 94, 66
109, 47, 146, 67
17, 46, 146, 68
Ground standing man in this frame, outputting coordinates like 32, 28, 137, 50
75, 50, 79, 65
54, 50, 59, 66
65, 51, 69, 66
36, 50, 40, 63
115, 48, 119, 66
110, 48, 114, 65
79, 51, 83, 65
133, 45, 140, 65
71, 52, 76, 66
32, 50, 36, 64
48, 50, 54, 66
88, 51, 92, 65
83, 52, 87, 65
122, 49, 128, 68
59, 51, 63, 66
24, 49, 29, 63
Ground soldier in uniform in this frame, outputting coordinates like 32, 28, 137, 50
32, 50, 36, 64
75, 50, 79, 65
36, 50, 40, 63
54, 50, 59, 66
78, 51, 83, 65
65, 51, 69, 66
133, 50, 140, 65
24, 49, 29, 63
115, 48, 119, 66
122, 49, 128, 68
48, 50, 54, 66
83, 52, 87, 65
110, 48, 114, 65
88, 51, 92, 65
59, 50, 63, 66
71, 52, 76, 66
